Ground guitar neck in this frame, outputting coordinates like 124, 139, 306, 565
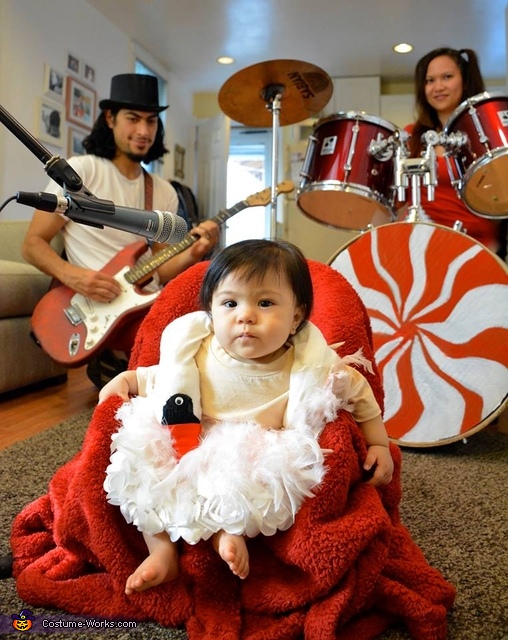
124, 199, 249, 285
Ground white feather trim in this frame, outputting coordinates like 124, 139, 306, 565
104, 396, 330, 544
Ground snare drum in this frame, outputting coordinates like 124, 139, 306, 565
297, 112, 397, 231
328, 221, 508, 447
444, 91, 508, 218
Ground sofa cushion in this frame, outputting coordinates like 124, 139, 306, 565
0, 259, 52, 318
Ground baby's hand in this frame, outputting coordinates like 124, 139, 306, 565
363, 445, 394, 486
98, 373, 131, 404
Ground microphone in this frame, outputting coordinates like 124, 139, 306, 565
15, 191, 188, 244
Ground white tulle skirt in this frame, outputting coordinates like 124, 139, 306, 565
104, 395, 328, 544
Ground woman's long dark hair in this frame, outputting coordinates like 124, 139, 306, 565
82, 108, 169, 162
200, 239, 313, 333
409, 47, 486, 156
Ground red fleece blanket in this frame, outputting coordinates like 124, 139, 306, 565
11, 260, 455, 639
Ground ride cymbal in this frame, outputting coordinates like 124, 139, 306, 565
218, 59, 333, 127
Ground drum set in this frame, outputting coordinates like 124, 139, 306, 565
219, 61, 508, 448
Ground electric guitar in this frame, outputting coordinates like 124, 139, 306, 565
31, 181, 294, 367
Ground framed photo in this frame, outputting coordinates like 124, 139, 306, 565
174, 144, 185, 179
43, 63, 64, 101
66, 52, 81, 76
83, 63, 96, 85
35, 98, 63, 147
67, 126, 88, 157
65, 76, 96, 130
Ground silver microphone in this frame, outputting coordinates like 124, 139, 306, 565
16, 191, 188, 244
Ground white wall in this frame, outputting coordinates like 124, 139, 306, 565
0, 0, 195, 221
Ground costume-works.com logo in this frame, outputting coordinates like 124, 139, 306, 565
11, 609, 35, 631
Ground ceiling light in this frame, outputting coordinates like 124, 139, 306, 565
393, 43, 413, 54
217, 56, 235, 65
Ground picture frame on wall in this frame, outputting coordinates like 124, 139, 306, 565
65, 76, 96, 130
174, 144, 185, 179
67, 126, 88, 157
35, 98, 64, 147
83, 63, 96, 85
66, 52, 81, 76
43, 63, 64, 102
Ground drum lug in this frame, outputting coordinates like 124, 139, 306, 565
299, 134, 318, 185
452, 220, 467, 235
468, 103, 489, 145
344, 121, 360, 172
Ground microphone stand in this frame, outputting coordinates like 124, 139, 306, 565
0, 102, 84, 193
0, 102, 119, 228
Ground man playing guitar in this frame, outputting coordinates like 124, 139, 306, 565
22, 74, 219, 387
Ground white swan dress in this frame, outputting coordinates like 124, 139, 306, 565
104, 311, 381, 544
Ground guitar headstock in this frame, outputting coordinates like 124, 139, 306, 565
245, 180, 295, 207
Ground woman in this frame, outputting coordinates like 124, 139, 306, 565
399, 47, 505, 257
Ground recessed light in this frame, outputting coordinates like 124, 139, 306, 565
393, 43, 413, 54
217, 56, 235, 65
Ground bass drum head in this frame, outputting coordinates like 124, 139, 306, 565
328, 222, 508, 447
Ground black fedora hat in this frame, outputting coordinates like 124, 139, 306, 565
99, 73, 168, 113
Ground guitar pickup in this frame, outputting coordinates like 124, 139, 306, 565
64, 305, 84, 326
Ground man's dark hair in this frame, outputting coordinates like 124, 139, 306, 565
82, 108, 169, 162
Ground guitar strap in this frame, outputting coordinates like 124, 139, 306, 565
143, 168, 153, 211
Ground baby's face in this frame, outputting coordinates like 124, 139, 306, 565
210, 270, 303, 364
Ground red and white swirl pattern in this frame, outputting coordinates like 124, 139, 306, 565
330, 222, 508, 446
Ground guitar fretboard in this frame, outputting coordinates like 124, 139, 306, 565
124, 200, 249, 285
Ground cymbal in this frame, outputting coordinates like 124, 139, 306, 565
218, 59, 333, 127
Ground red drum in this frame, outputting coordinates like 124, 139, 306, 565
444, 91, 508, 218
328, 222, 508, 447
297, 112, 397, 231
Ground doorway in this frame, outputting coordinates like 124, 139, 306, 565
224, 126, 273, 245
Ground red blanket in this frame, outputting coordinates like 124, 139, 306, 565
11, 260, 455, 639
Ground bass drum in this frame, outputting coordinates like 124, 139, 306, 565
444, 91, 508, 218
297, 112, 397, 231
328, 221, 508, 447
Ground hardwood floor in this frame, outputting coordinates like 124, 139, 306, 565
0, 367, 99, 450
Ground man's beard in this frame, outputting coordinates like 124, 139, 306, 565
126, 151, 146, 163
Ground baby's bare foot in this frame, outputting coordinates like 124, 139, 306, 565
213, 531, 249, 579
125, 543, 179, 595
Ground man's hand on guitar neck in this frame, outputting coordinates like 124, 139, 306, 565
189, 220, 220, 257
153, 220, 220, 284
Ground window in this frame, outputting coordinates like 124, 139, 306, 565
225, 127, 273, 245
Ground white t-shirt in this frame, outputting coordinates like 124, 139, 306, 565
137, 332, 382, 430
44, 155, 179, 288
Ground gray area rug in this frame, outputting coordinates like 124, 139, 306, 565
0, 411, 507, 639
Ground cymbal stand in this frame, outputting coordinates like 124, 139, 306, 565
262, 84, 284, 239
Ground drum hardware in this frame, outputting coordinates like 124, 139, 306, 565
368, 132, 398, 162
298, 134, 318, 184
452, 219, 467, 235
218, 60, 333, 238
394, 130, 437, 222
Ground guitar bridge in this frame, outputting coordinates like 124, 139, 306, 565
64, 305, 84, 326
